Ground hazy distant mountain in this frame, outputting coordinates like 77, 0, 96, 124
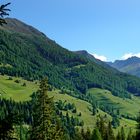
107, 56, 140, 77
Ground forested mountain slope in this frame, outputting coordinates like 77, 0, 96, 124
1, 18, 140, 98
74, 50, 118, 71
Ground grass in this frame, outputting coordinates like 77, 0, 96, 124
87, 88, 140, 118
48, 90, 111, 129
0, 75, 38, 101
48, 90, 138, 133
87, 88, 139, 133
0, 75, 109, 129
0, 63, 13, 68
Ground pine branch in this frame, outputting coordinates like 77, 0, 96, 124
0, 2, 11, 25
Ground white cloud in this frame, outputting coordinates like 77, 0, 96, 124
92, 53, 107, 62
121, 53, 140, 60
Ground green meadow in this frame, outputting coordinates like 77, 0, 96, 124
0, 75, 38, 101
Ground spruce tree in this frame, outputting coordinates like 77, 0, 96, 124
116, 131, 121, 140
127, 129, 133, 140
74, 128, 84, 140
97, 117, 106, 139
91, 128, 103, 140
85, 127, 91, 140
81, 127, 85, 140
92, 102, 97, 115
135, 112, 140, 140
31, 78, 64, 140
120, 127, 125, 140
107, 122, 115, 140
0, 113, 17, 139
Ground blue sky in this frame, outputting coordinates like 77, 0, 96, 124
2, 0, 140, 61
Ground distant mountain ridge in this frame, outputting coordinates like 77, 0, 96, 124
107, 56, 140, 77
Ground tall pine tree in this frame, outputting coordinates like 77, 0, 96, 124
91, 128, 103, 140
30, 78, 64, 140
107, 122, 115, 140
135, 111, 140, 140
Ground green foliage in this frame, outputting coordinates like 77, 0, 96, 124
111, 116, 120, 128
127, 129, 134, 140
91, 128, 103, 140
135, 112, 140, 140
116, 131, 121, 140
56, 100, 76, 112
108, 121, 115, 140
0, 112, 18, 139
85, 127, 91, 140
14, 79, 20, 83
87, 88, 140, 121
96, 116, 116, 140
30, 78, 64, 140
92, 102, 97, 115
22, 82, 26, 87
0, 3, 11, 25
120, 127, 125, 140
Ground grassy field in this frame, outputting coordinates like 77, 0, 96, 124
0, 75, 38, 101
48, 90, 137, 133
87, 88, 140, 118
48, 90, 112, 129
87, 88, 139, 133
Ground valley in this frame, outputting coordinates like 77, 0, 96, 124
0, 17, 140, 139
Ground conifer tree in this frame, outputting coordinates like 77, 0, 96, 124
81, 127, 85, 140
96, 117, 106, 139
0, 113, 17, 139
91, 128, 103, 140
135, 112, 140, 140
120, 127, 125, 140
92, 102, 97, 115
107, 121, 115, 140
85, 127, 91, 140
0, 2, 10, 25
127, 129, 133, 140
116, 131, 121, 140
74, 128, 84, 140
30, 77, 64, 140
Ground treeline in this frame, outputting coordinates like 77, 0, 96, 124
0, 98, 83, 139
1, 22, 140, 99
75, 118, 134, 140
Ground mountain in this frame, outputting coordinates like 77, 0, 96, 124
0, 18, 47, 37
74, 50, 103, 64
108, 56, 140, 77
1, 18, 140, 98
74, 50, 118, 71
